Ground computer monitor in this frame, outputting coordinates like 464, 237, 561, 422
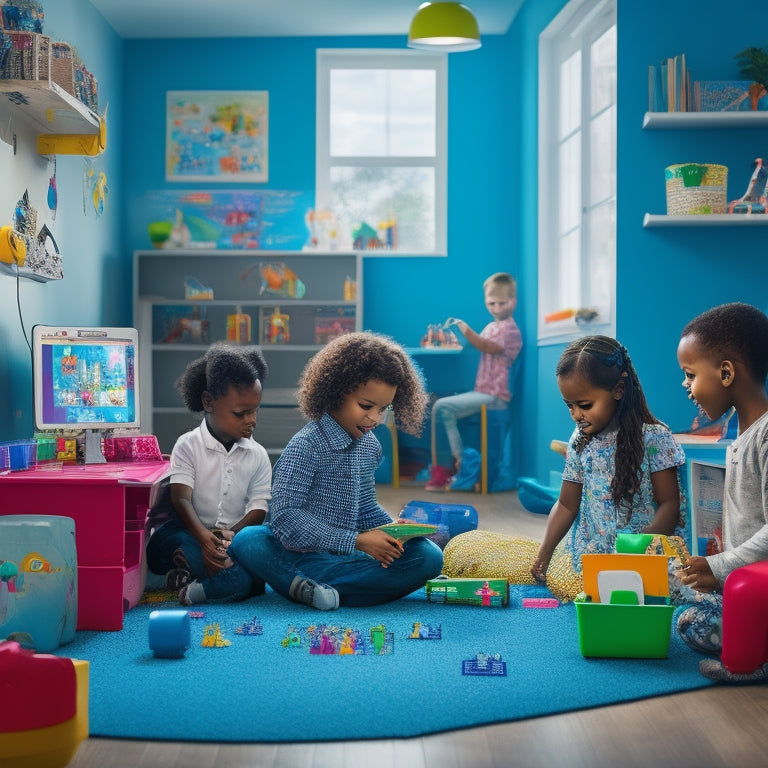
32, 325, 140, 463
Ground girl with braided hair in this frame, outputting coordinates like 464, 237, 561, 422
530, 335, 685, 589
442, 335, 685, 602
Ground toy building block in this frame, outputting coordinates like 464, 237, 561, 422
235, 616, 264, 636
148, 609, 191, 659
462, 652, 507, 676
408, 621, 442, 639
521, 597, 560, 608
0, 640, 89, 768
201, 622, 230, 648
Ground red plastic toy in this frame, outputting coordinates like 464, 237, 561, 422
720, 560, 768, 674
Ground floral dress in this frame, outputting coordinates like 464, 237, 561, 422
561, 421, 686, 571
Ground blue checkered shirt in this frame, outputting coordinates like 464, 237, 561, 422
269, 413, 391, 553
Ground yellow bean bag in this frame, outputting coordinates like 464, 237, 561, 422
442, 530, 583, 602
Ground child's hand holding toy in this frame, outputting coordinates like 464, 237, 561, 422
356, 528, 404, 568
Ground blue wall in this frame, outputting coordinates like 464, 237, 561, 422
533, 0, 768, 483
4, 0, 768, 487
121, 34, 521, 433
0, 0, 123, 439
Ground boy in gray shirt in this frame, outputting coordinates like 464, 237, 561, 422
675, 302, 768, 682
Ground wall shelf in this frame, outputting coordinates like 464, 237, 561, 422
642, 111, 768, 129
643, 213, 768, 227
0, 80, 105, 155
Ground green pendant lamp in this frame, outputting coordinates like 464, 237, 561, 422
407, 2, 482, 52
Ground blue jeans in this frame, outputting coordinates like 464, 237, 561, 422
431, 391, 507, 466
229, 525, 444, 607
146, 519, 261, 602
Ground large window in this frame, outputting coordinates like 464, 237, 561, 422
538, 0, 616, 343
316, 50, 447, 255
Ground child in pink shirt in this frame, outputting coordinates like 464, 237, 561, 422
427, 272, 522, 490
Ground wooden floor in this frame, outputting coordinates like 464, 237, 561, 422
68, 486, 768, 768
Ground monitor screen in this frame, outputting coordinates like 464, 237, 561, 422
32, 325, 140, 432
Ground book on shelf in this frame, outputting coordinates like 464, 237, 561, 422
648, 53, 691, 112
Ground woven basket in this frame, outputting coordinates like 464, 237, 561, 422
50, 40, 75, 96
665, 163, 728, 215
0, 30, 50, 82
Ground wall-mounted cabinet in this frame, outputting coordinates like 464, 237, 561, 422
642, 111, 768, 227
133, 249, 362, 456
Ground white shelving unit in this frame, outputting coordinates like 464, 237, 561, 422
133, 249, 362, 456
642, 110, 768, 226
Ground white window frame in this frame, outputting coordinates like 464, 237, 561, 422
537, 0, 617, 344
316, 49, 448, 256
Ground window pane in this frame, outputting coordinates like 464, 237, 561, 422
557, 230, 581, 308
559, 51, 581, 139
587, 200, 615, 318
590, 25, 616, 115
330, 69, 436, 157
329, 166, 435, 252
558, 132, 581, 234
589, 104, 616, 204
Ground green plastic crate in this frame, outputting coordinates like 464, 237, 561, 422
575, 600, 674, 658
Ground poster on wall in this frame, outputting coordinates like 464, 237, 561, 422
166, 91, 269, 182
142, 189, 312, 251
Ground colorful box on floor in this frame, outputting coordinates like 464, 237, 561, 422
575, 553, 674, 659
426, 577, 509, 607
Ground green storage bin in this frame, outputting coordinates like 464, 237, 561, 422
575, 601, 674, 658
576, 552, 674, 658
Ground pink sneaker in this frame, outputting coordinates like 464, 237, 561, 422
425, 465, 453, 491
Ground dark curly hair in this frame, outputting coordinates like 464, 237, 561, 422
681, 302, 768, 384
556, 335, 661, 517
176, 342, 268, 412
297, 331, 428, 436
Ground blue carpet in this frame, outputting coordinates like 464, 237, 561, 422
55, 586, 713, 742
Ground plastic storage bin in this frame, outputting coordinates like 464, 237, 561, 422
0, 440, 37, 471
575, 553, 674, 658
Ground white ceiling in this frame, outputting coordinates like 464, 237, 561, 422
87, 0, 523, 40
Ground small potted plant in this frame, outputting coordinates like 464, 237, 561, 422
735, 46, 768, 109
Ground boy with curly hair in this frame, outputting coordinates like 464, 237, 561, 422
230, 332, 444, 610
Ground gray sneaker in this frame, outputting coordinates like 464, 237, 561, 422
699, 658, 768, 684
288, 576, 339, 611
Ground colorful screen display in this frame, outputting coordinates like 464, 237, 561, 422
33, 325, 140, 430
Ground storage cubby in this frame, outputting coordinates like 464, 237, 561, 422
133, 249, 362, 455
